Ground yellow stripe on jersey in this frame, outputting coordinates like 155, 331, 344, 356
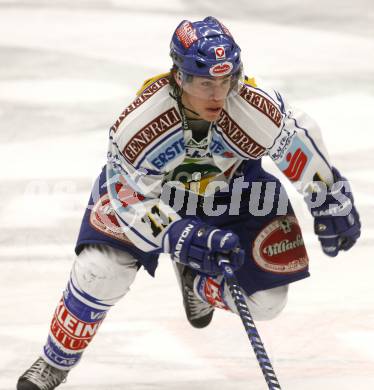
136, 72, 171, 96
243, 75, 257, 88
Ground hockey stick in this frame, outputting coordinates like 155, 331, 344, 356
218, 258, 282, 390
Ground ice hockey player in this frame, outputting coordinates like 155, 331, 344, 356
17, 16, 361, 389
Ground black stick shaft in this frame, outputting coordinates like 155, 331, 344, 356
219, 259, 282, 390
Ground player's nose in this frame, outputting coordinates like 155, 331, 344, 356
208, 86, 227, 101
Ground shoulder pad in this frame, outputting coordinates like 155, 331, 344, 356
220, 79, 285, 152
238, 82, 283, 128
110, 73, 171, 134
136, 72, 170, 96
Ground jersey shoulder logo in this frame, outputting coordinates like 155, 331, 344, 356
239, 85, 282, 127
123, 108, 181, 164
216, 110, 266, 159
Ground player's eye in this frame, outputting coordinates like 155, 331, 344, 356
200, 81, 213, 88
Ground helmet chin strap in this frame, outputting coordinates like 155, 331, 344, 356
180, 102, 200, 118
169, 92, 207, 132
169, 88, 203, 121
179, 92, 202, 119
177, 96, 204, 131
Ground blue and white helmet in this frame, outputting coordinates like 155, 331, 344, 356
170, 16, 242, 78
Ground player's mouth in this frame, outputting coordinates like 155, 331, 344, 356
206, 106, 223, 114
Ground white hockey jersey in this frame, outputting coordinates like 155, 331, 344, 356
106, 73, 333, 253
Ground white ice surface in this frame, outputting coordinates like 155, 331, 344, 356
0, 1, 374, 389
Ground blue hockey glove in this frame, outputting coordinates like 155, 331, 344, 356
307, 167, 361, 257
163, 218, 245, 274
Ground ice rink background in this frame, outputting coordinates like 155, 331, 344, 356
0, 1, 374, 389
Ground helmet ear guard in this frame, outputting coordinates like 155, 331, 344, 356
175, 70, 183, 87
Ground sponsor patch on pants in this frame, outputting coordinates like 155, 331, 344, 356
89, 193, 133, 245
252, 215, 309, 274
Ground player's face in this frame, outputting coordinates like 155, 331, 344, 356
181, 75, 232, 121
